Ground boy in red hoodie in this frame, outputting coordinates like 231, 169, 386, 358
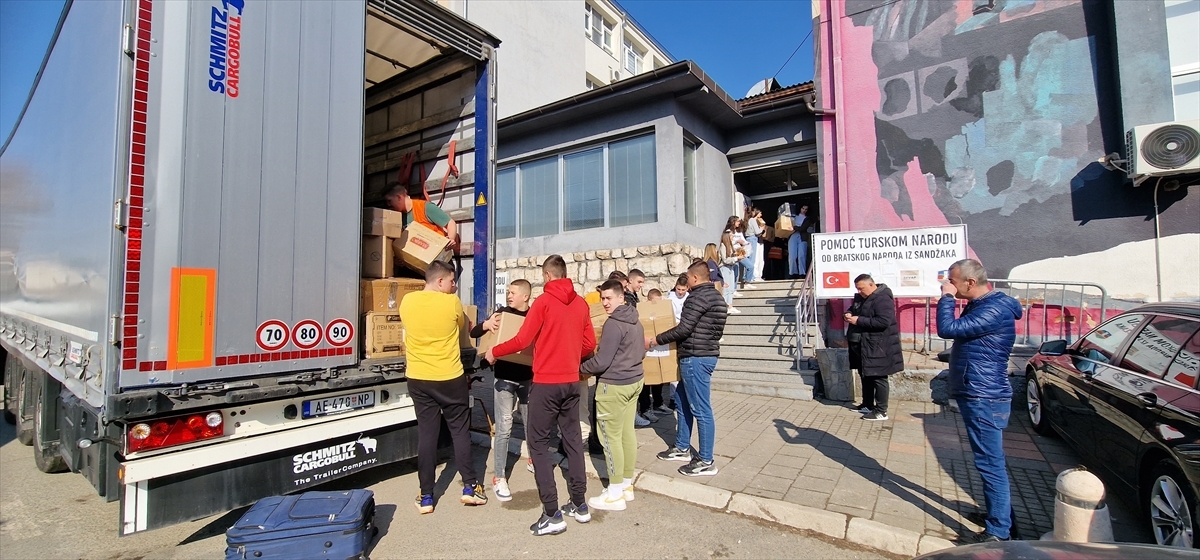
485, 255, 597, 536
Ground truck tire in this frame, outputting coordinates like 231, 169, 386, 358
31, 370, 67, 473
15, 365, 35, 446
3, 350, 16, 425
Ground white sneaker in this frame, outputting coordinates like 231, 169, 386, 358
728, 307, 742, 314
588, 492, 627, 511
623, 487, 635, 502
526, 457, 535, 474
493, 477, 512, 502
743, 283, 757, 289
733, 292, 745, 298
634, 414, 650, 428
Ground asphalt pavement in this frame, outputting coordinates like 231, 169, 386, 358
0, 415, 890, 560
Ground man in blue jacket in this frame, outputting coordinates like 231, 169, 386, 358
937, 259, 1023, 544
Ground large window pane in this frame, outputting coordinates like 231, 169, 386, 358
519, 157, 559, 237
563, 148, 604, 231
609, 135, 657, 226
495, 167, 516, 239
683, 141, 697, 226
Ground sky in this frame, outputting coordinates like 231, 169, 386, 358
0, 0, 815, 141
619, 0, 815, 97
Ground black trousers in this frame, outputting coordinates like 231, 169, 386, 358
860, 374, 890, 414
528, 382, 587, 515
409, 375, 477, 496
638, 383, 663, 413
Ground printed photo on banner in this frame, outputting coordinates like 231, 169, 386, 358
811, 225, 968, 299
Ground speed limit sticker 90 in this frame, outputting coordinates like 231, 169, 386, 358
256, 320, 290, 351
325, 318, 354, 346
291, 320, 323, 349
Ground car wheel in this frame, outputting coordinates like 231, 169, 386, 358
1026, 370, 1051, 436
1147, 460, 1197, 548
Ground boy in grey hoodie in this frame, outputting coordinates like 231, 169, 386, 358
580, 279, 645, 511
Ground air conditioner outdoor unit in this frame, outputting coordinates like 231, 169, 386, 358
1125, 119, 1200, 177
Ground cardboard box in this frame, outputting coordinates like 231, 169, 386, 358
363, 312, 404, 359
460, 304, 478, 349
363, 207, 404, 238
393, 222, 452, 273
477, 311, 534, 366
589, 302, 608, 343
360, 278, 425, 312
637, 300, 679, 385
361, 235, 395, 279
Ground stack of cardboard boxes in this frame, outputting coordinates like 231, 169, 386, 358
585, 301, 679, 384
360, 207, 465, 360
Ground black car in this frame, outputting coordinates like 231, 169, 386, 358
1026, 302, 1200, 549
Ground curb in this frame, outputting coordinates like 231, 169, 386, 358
633, 472, 957, 557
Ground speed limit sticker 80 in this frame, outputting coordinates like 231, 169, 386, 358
291, 320, 323, 349
256, 320, 289, 351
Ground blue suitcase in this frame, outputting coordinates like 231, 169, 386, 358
225, 489, 376, 560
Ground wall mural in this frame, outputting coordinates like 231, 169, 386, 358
831, 0, 1196, 281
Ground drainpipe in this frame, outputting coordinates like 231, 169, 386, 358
818, 0, 850, 233
1153, 176, 1163, 302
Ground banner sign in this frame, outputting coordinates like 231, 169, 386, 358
812, 225, 968, 298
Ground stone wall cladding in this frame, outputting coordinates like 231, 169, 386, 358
496, 244, 706, 298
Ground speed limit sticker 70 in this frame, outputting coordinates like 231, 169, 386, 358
291, 320, 323, 349
325, 318, 354, 346
256, 320, 289, 351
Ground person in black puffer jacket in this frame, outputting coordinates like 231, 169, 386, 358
844, 275, 903, 421
646, 261, 727, 477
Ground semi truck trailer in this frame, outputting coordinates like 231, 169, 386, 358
0, 0, 499, 534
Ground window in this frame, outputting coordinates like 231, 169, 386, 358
683, 140, 698, 225
496, 168, 517, 239
519, 157, 559, 237
586, 4, 613, 52
563, 149, 604, 231
586, 78, 597, 90
496, 133, 658, 238
609, 135, 657, 227
1078, 313, 1147, 364
1165, 331, 1200, 389
623, 39, 643, 75
1119, 316, 1199, 378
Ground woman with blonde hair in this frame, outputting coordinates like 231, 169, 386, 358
702, 243, 723, 295
718, 216, 743, 313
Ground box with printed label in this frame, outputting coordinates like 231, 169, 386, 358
476, 311, 534, 366
637, 300, 678, 385
363, 207, 404, 238
361, 235, 395, 279
363, 312, 404, 359
360, 278, 425, 312
393, 222, 452, 273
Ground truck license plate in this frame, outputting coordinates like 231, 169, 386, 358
302, 391, 375, 419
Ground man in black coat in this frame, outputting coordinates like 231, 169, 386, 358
844, 274, 904, 421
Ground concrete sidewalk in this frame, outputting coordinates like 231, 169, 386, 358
469, 375, 1151, 556
630, 390, 1151, 547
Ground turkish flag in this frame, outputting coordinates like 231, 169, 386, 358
823, 271, 850, 289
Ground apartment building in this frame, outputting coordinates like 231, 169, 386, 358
437, 0, 673, 118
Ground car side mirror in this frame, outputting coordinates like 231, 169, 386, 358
1039, 340, 1068, 356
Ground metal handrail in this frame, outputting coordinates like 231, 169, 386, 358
794, 260, 821, 363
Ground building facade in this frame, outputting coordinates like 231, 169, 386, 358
437, 0, 673, 118
811, 0, 1200, 301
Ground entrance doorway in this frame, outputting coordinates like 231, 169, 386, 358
734, 160, 819, 281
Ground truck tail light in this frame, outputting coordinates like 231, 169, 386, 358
127, 411, 224, 453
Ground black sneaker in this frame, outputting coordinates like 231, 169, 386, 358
955, 530, 1007, 545
678, 458, 718, 477
862, 411, 888, 421
656, 446, 694, 462
561, 501, 591, 523
530, 511, 567, 536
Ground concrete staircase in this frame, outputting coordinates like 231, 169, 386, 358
714, 279, 820, 400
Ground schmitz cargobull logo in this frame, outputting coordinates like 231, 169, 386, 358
207, 0, 244, 98
290, 435, 379, 488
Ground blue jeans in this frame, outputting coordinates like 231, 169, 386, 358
957, 397, 1013, 539
742, 236, 759, 282
493, 378, 530, 477
788, 235, 807, 276
719, 265, 737, 305
675, 356, 717, 462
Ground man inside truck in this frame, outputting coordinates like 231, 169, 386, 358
383, 182, 460, 253
398, 260, 488, 514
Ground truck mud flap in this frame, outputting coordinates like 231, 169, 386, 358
119, 422, 417, 535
